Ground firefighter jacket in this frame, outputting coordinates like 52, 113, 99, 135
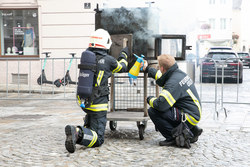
147, 63, 202, 126
84, 47, 128, 112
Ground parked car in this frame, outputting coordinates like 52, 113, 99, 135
237, 52, 250, 68
208, 46, 232, 52
201, 50, 243, 83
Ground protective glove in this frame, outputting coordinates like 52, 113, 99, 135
118, 47, 130, 61
147, 96, 154, 104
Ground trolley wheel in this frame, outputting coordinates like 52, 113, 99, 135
136, 121, 147, 129
138, 124, 145, 140
137, 121, 147, 140
109, 121, 117, 131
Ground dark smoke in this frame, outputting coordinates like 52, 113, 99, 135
100, 7, 155, 40
96, 7, 159, 57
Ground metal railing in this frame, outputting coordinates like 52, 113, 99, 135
0, 57, 80, 100
198, 57, 250, 119
1, 56, 250, 120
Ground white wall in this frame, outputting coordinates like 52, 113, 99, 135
38, 0, 100, 58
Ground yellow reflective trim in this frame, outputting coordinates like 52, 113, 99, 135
155, 70, 162, 80
149, 97, 157, 108
160, 90, 176, 107
87, 130, 97, 148
185, 113, 198, 126
122, 52, 128, 59
112, 62, 123, 73
119, 59, 128, 67
186, 89, 202, 121
95, 70, 104, 87
77, 95, 81, 105
85, 104, 108, 112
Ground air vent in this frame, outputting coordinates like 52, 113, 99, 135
12, 73, 28, 84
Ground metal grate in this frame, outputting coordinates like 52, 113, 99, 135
111, 73, 158, 111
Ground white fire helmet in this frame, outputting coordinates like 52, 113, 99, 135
89, 29, 112, 50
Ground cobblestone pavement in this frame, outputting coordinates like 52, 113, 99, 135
0, 97, 250, 167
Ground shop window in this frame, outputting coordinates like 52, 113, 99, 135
0, 9, 39, 57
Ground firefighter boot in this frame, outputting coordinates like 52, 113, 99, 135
190, 126, 203, 143
65, 125, 80, 153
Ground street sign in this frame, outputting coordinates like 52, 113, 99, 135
198, 34, 211, 40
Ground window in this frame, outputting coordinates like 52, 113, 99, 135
209, 0, 216, 5
155, 35, 187, 60
0, 9, 39, 57
209, 18, 215, 29
220, 18, 226, 29
220, 0, 226, 4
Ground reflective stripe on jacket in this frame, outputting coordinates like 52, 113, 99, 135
147, 63, 201, 125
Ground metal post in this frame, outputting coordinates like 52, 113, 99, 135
237, 58, 239, 102
63, 58, 66, 98
6, 59, 8, 98
200, 60, 202, 101
221, 63, 225, 116
52, 58, 55, 95
110, 75, 115, 112
40, 58, 43, 97
214, 60, 218, 120
18, 58, 20, 98
75, 58, 78, 86
29, 61, 31, 95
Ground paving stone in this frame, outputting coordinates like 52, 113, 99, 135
0, 95, 250, 166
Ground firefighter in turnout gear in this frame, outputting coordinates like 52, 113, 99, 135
65, 29, 129, 153
143, 54, 203, 148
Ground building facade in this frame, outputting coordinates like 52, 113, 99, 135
195, 0, 233, 57
0, 0, 100, 84
0, 0, 101, 58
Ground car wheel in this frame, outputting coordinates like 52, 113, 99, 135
239, 77, 243, 83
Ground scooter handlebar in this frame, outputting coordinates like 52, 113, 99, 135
42, 52, 51, 58
69, 53, 76, 57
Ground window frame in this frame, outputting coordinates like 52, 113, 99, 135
220, 18, 226, 30
155, 34, 187, 60
209, 18, 216, 29
0, 8, 39, 58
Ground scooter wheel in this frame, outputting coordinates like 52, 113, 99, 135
61, 78, 68, 86
54, 79, 62, 88
37, 77, 42, 85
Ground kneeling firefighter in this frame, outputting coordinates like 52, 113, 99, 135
65, 29, 129, 153
143, 54, 203, 148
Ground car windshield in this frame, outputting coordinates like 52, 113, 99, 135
238, 53, 249, 58
207, 53, 236, 60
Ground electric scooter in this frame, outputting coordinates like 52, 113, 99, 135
37, 52, 62, 87
60, 53, 78, 86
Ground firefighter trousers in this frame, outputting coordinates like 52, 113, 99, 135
76, 111, 107, 148
148, 107, 182, 141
